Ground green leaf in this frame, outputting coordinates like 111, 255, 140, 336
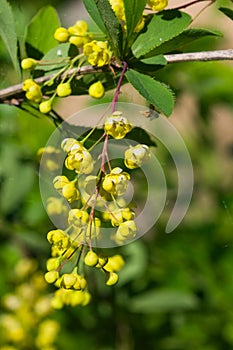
25, 6, 60, 55
145, 28, 222, 56
219, 6, 233, 20
130, 289, 199, 313
0, 0, 20, 77
94, 0, 123, 57
124, 0, 147, 37
126, 69, 174, 116
141, 55, 167, 65
34, 43, 71, 74
132, 10, 191, 58
82, 0, 108, 34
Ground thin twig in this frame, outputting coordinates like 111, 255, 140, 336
0, 50, 233, 103
164, 49, 233, 63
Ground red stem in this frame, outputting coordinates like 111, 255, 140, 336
111, 61, 128, 113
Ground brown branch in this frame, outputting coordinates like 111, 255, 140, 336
164, 49, 233, 63
1, 50, 233, 104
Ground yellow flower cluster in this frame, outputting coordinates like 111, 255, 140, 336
22, 79, 42, 103
83, 40, 113, 67
0, 259, 59, 349
54, 20, 91, 48
41, 109, 153, 307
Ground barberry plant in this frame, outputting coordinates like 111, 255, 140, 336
0, 0, 232, 309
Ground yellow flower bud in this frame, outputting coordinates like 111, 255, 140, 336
104, 254, 125, 272
44, 270, 59, 284
57, 82, 72, 97
46, 257, 60, 271
84, 250, 98, 267
61, 273, 77, 289
105, 271, 119, 286
39, 100, 52, 114
54, 27, 70, 42
21, 58, 37, 70
88, 81, 105, 99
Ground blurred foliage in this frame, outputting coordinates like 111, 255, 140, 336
1, 0, 233, 349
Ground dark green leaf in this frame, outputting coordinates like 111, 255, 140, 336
124, 0, 147, 37
25, 6, 60, 55
219, 6, 233, 20
0, 0, 20, 77
126, 69, 174, 116
132, 10, 191, 58
145, 28, 222, 56
82, 0, 108, 34
130, 289, 199, 313
94, 0, 123, 57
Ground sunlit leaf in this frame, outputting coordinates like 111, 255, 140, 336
132, 10, 191, 58
126, 69, 174, 116
25, 6, 60, 55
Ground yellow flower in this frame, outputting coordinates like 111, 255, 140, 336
124, 144, 151, 169
102, 167, 130, 196
147, 0, 168, 12
84, 40, 112, 67
104, 111, 132, 139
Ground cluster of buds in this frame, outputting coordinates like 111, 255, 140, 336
0, 259, 60, 349
54, 20, 91, 48
20, 19, 111, 114
83, 40, 113, 67
41, 110, 152, 307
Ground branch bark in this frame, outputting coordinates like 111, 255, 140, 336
0, 49, 233, 103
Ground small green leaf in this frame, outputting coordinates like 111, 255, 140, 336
145, 28, 222, 56
219, 6, 233, 20
25, 6, 60, 55
126, 69, 174, 116
124, 0, 147, 37
132, 10, 191, 58
130, 289, 199, 313
0, 0, 20, 77
94, 0, 123, 57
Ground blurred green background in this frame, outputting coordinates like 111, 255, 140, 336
0, 0, 233, 349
